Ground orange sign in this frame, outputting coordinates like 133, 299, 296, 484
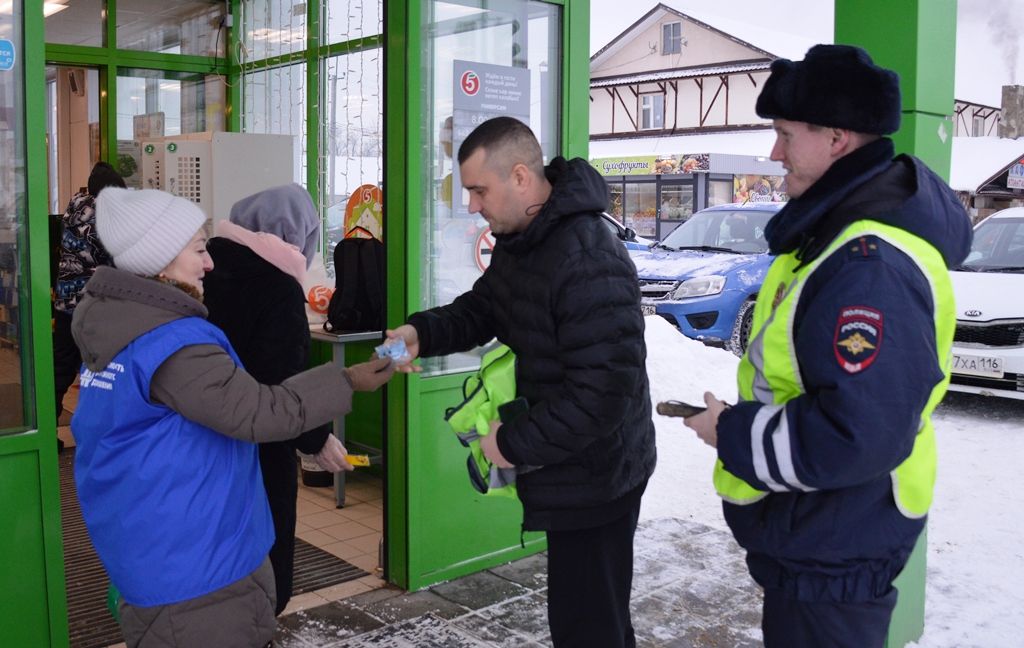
344, 184, 383, 240
307, 285, 334, 314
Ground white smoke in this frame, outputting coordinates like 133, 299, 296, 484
982, 0, 1022, 84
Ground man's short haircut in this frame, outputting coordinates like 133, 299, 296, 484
457, 116, 544, 178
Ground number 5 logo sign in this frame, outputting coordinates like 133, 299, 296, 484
460, 70, 480, 96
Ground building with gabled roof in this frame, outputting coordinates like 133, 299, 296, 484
590, 3, 777, 140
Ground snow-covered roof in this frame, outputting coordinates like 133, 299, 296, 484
590, 128, 777, 158
949, 136, 1024, 192
591, 61, 771, 87
590, 4, 822, 63
590, 4, 776, 69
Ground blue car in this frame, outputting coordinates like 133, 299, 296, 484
633, 202, 784, 354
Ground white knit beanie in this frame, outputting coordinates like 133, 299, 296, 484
96, 188, 207, 276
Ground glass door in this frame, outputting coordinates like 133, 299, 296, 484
419, 0, 561, 375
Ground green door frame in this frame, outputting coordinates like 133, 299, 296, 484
0, 1, 70, 646
5, 0, 962, 643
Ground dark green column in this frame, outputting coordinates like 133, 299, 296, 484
834, 1, 958, 645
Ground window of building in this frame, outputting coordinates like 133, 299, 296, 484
45, 0, 104, 47
973, 115, 987, 137
116, 69, 226, 189
624, 182, 657, 238
662, 22, 682, 55
117, 1, 226, 55
641, 94, 664, 130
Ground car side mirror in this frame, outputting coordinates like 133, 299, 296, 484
623, 227, 637, 241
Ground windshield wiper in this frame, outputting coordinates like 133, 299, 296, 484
951, 264, 977, 272
982, 266, 1024, 273
675, 245, 743, 254
655, 243, 678, 251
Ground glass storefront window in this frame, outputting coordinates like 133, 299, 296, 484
608, 181, 624, 221
116, 69, 226, 189
708, 178, 734, 207
242, 0, 307, 61
322, 48, 383, 271
117, 1, 226, 55
657, 183, 693, 240
44, 0, 104, 47
420, 0, 561, 375
242, 63, 306, 186
624, 182, 656, 238
324, 0, 382, 47
0, 1, 33, 432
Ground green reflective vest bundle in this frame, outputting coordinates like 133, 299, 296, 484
445, 344, 520, 497
714, 220, 955, 519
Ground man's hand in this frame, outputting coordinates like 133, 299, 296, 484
482, 420, 514, 469
683, 391, 729, 448
345, 356, 395, 391
315, 434, 353, 472
385, 325, 421, 373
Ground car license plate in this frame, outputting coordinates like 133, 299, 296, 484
641, 304, 656, 316
952, 353, 1003, 378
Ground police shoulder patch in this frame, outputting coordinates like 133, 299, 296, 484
833, 305, 883, 374
846, 235, 882, 259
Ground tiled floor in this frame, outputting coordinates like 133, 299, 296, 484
285, 471, 387, 616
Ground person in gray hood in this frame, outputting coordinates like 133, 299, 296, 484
70, 187, 394, 648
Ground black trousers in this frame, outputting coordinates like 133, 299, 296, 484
762, 586, 898, 648
259, 441, 300, 616
53, 309, 81, 419
545, 498, 642, 648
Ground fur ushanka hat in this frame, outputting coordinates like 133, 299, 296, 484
755, 44, 902, 135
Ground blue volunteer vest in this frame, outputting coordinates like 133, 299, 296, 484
72, 317, 274, 607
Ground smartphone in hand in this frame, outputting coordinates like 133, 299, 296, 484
656, 400, 707, 418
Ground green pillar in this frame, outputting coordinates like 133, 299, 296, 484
834, 1, 957, 645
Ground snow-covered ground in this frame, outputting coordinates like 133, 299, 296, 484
640, 315, 1024, 647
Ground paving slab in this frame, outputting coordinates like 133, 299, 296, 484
277, 518, 763, 647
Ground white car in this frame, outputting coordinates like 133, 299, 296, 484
948, 207, 1024, 400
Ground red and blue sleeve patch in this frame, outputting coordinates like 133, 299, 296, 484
834, 306, 883, 374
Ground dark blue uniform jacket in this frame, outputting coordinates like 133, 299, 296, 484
716, 139, 972, 602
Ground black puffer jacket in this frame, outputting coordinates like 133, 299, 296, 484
409, 157, 656, 530
204, 238, 330, 456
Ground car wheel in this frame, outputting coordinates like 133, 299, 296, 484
729, 299, 756, 357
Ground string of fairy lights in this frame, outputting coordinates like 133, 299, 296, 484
238, 0, 383, 270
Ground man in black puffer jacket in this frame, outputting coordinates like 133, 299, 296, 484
389, 117, 656, 648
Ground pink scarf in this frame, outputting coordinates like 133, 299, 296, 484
214, 220, 308, 286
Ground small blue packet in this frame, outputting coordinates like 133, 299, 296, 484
375, 337, 409, 363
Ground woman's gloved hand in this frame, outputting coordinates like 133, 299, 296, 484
344, 355, 395, 391
314, 434, 352, 472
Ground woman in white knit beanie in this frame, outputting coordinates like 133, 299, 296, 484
70, 188, 394, 647
95, 187, 212, 297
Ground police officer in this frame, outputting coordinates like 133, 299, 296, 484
684, 45, 971, 647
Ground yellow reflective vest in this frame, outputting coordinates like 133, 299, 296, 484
714, 220, 955, 519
